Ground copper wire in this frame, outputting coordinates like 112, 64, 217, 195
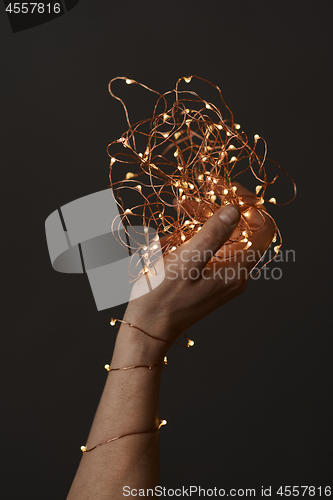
107, 76, 296, 277
110, 318, 194, 348
81, 420, 166, 454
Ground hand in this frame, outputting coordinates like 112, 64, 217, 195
124, 183, 275, 350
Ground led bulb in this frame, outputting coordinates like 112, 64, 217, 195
184, 76, 192, 83
254, 134, 260, 140
110, 319, 116, 326
81, 446, 87, 453
255, 185, 262, 195
269, 197, 277, 204
126, 172, 134, 180
126, 79, 134, 84
188, 339, 195, 347
110, 157, 116, 166
104, 364, 110, 371
230, 156, 237, 162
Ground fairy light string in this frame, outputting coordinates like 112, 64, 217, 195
80, 76, 296, 455
107, 75, 296, 278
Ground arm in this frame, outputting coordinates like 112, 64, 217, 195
67, 201, 274, 499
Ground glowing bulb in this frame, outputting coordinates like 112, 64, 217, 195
272, 235, 277, 243
126, 78, 134, 84
162, 132, 169, 138
184, 76, 192, 83
110, 319, 116, 326
144, 227, 149, 233
110, 157, 116, 166
223, 189, 229, 195
126, 172, 134, 179
164, 356, 168, 364
181, 234, 186, 241
152, 244, 158, 250
138, 153, 143, 158
242, 231, 248, 237
217, 124, 223, 130
158, 419, 167, 428
125, 209, 132, 214
182, 195, 186, 200
211, 195, 216, 202
274, 245, 281, 253
209, 190, 215, 195
80, 446, 87, 453
189, 183, 194, 189
232, 186, 237, 192
269, 197, 277, 204
234, 123, 241, 130
239, 201, 244, 206
255, 185, 262, 195
163, 113, 169, 120
136, 185, 142, 191
143, 246, 148, 251
254, 134, 260, 140
202, 156, 207, 161
243, 211, 250, 217
228, 144, 236, 150
174, 131, 181, 139
226, 131, 231, 136
171, 246, 177, 251
188, 339, 195, 347
241, 238, 248, 243
104, 364, 110, 371
174, 150, 179, 157
205, 103, 212, 110
230, 156, 237, 162
179, 188, 183, 195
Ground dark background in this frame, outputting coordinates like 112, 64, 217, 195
1, 1, 332, 498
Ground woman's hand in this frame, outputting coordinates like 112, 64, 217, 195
124, 184, 275, 349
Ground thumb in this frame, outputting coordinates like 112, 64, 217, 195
180, 205, 240, 271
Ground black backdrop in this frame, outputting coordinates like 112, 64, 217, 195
1, 1, 332, 498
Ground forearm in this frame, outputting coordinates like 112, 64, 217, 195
67, 319, 169, 499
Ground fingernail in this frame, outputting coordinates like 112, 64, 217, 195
218, 205, 240, 226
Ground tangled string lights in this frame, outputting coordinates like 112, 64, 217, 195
107, 76, 296, 276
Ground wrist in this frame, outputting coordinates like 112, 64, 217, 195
110, 321, 169, 369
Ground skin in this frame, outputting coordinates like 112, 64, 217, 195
66, 189, 275, 500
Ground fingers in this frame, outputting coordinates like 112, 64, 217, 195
176, 205, 241, 272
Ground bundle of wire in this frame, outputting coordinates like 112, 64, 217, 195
107, 76, 296, 279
